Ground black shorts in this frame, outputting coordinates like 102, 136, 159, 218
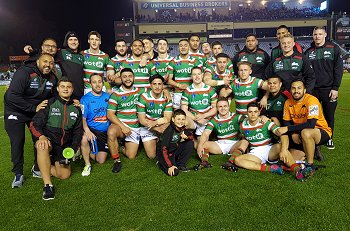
50, 144, 65, 164
318, 128, 331, 146
289, 128, 331, 150
90, 128, 109, 153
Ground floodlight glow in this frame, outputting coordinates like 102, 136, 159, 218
261, 0, 267, 5
320, 1, 327, 11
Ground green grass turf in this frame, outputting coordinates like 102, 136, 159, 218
1, 74, 350, 230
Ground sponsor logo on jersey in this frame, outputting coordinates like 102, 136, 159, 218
309, 105, 319, 116
172, 134, 179, 142
51, 108, 61, 116
65, 54, 72, 60
8, 115, 18, 120
246, 132, 264, 141
120, 96, 138, 108
217, 124, 236, 134
176, 67, 192, 74
324, 50, 331, 58
291, 62, 300, 70
84, 61, 104, 68
235, 89, 253, 97
256, 56, 263, 63
275, 61, 284, 70
70, 112, 78, 119
191, 98, 209, 106
308, 51, 316, 59
147, 108, 164, 116
241, 56, 248, 62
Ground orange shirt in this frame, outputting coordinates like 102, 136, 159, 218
283, 93, 332, 137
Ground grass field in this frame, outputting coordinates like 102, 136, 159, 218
1, 74, 350, 231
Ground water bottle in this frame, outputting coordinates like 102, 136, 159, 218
90, 138, 98, 154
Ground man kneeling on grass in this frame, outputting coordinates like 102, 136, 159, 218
30, 78, 83, 200
156, 109, 194, 176
228, 102, 314, 181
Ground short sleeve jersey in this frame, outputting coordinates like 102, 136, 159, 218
229, 76, 264, 114
120, 57, 156, 89
206, 112, 243, 141
240, 119, 279, 147
204, 57, 234, 73
167, 55, 202, 91
205, 65, 234, 93
137, 91, 173, 124
107, 86, 145, 128
81, 49, 114, 88
181, 83, 217, 115
110, 55, 127, 73
80, 92, 111, 132
283, 93, 332, 137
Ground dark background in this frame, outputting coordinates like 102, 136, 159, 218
0, 0, 348, 63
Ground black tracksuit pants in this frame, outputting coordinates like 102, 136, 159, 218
157, 140, 194, 176
312, 88, 337, 137
4, 112, 38, 175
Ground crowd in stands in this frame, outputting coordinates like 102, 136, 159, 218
136, 7, 327, 23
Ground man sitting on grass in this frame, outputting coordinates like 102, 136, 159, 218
156, 109, 194, 176
196, 97, 246, 170
230, 102, 314, 181
30, 78, 83, 200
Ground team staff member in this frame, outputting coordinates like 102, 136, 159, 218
265, 34, 315, 94
304, 26, 343, 149
30, 78, 83, 200
80, 74, 112, 176
232, 34, 270, 79
271, 25, 303, 60
4, 53, 58, 188
55, 31, 84, 99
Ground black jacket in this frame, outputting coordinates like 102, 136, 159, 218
232, 46, 270, 79
29, 96, 83, 152
4, 63, 57, 118
304, 41, 343, 90
265, 52, 315, 93
157, 122, 193, 168
55, 49, 84, 99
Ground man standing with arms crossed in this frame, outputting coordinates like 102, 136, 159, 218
304, 26, 343, 150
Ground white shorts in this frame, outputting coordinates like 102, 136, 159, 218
215, 140, 238, 155
139, 127, 158, 142
124, 127, 141, 144
194, 121, 206, 136
249, 145, 277, 164
172, 92, 182, 109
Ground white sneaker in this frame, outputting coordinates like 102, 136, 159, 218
12, 174, 24, 188
82, 165, 91, 176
